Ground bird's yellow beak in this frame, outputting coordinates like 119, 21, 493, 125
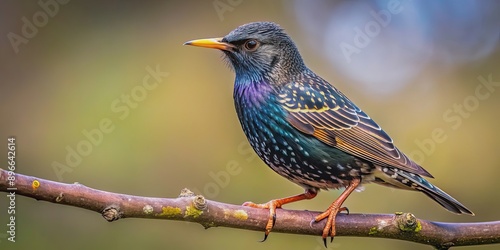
183, 37, 234, 51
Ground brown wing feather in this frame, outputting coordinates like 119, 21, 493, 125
279, 78, 433, 178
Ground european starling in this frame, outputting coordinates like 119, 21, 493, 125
184, 22, 474, 245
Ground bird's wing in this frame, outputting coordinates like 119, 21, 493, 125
278, 78, 433, 178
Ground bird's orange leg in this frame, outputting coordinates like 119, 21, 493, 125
314, 178, 361, 246
242, 189, 318, 241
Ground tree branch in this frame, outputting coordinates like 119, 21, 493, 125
1, 168, 498, 249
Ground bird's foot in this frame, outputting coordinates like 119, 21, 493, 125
242, 200, 280, 242
242, 189, 318, 242
312, 178, 360, 247
313, 205, 349, 247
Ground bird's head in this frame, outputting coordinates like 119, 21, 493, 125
184, 22, 306, 84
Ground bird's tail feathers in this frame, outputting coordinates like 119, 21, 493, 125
374, 167, 474, 215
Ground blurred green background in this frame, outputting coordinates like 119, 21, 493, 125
1, 1, 499, 249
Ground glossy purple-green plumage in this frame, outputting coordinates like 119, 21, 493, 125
215, 22, 473, 215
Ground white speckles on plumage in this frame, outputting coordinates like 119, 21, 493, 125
187, 21, 474, 218
273, 154, 279, 162
349, 169, 360, 177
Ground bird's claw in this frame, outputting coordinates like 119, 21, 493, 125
242, 191, 318, 243
243, 200, 279, 243
260, 232, 269, 242
344, 207, 349, 215
321, 235, 334, 248
259, 214, 275, 243
272, 212, 276, 227
314, 206, 350, 247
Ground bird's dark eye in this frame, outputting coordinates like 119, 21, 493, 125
243, 39, 259, 51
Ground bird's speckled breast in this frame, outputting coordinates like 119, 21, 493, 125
234, 80, 374, 190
